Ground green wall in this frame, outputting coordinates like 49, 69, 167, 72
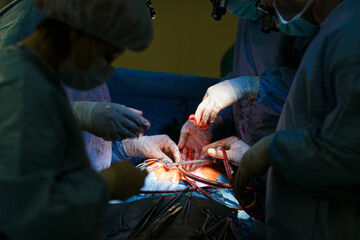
112, 0, 238, 78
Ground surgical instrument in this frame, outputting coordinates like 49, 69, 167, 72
217, 217, 231, 240
196, 208, 222, 234
153, 186, 189, 219
149, 203, 181, 229
180, 191, 192, 225
149, 205, 183, 239
165, 159, 215, 169
107, 214, 130, 237
204, 212, 234, 236
136, 158, 217, 171
229, 218, 243, 240
127, 195, 164, 239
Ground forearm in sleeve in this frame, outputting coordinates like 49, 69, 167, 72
269, 99, 360, 186
0, 168, 109, 239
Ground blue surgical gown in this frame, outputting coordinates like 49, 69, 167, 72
267, 1, 360, 239
0, 0, 43, 49
0, 45, 109, 239
232, 16, 311, 145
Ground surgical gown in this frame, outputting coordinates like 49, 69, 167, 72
267, 0, 360, 239
232, 17, 310, 145
0, 45, 109, 239
0, 0, 112, 171
65, 85, 112, 171
0, 0, 44, 49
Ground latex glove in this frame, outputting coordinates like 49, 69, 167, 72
194, 76, 259, 127
234, 134, 274, 200
71, 101, 151, 141
202, 136, 250, 166
99, 161, 147, 200
178, 120, 212, 161
122, 135, 181, 163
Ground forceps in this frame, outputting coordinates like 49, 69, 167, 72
196, 208, 221, 234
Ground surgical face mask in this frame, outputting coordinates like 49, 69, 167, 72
274, 14, 319, 37
58, 58, 114, 90
58, 39, 114, 91
273, 0, 314, 24
227, 0, 263, 21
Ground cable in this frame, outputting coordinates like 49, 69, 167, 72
137, 151, 265, 219
220, 147, 234, 189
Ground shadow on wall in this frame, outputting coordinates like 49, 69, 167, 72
112, 0, 238, 78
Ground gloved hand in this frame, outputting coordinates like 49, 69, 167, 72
202, 136, 250, 166
194, 76, 259, 127
233, 134, 274, 201
122, 135, 181, 163
71, 101, 151, 141
99, 161, 147, 200
178, 120, 212, 161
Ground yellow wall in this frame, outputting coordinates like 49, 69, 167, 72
112, 0, 238, 78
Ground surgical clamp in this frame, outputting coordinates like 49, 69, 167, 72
127, 195, 164, 239
153, 186, 189, 219
204, 213, 243, 240
217, 217, 231, 240
204, 212, 233, 236
180, 191, 192, 226
196, 208, 222, 235
149, 205, 183, 239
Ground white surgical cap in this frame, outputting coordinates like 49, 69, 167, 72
33, 0, 153, 51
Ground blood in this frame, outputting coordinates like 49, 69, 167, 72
188, 114, 210, 130
186, 146, 194, 160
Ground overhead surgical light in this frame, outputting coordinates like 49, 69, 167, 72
210, 0, 227, 21
146, 0, 156, 19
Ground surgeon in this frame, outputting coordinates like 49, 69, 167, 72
0, 0, 158, 238
178, 1, 317, 238
178, 0, 314, 162
207, 0, 360, 239
0, 0, 156, 171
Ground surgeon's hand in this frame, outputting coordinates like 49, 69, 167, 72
233, 134, 274, 200
99, 161, 147, 200
71, 101, 151, 141
122, 135, 181, 163
195, 77, 259, 127
202, 136, 250, 166
178, 120, 212, 161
